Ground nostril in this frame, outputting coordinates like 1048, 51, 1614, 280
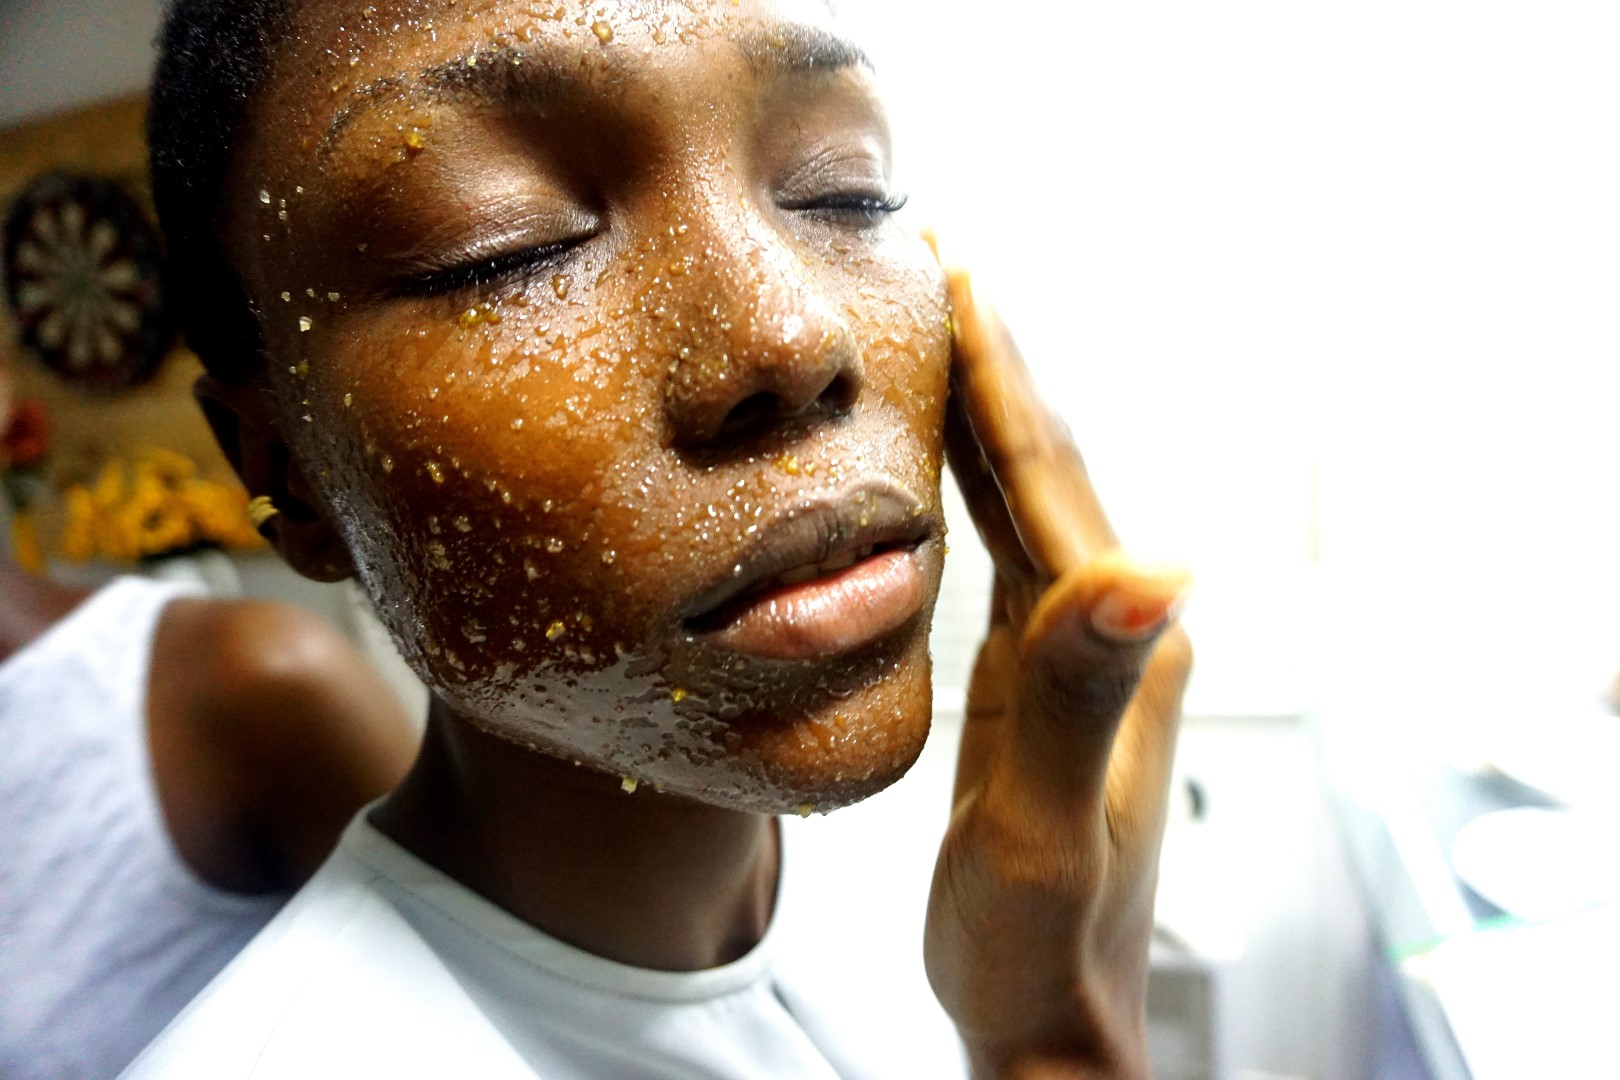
822, 371, 859, 415
714, 392, 780, 441
712, 374, 858, 442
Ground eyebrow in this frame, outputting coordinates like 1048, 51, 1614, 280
320, 48, 570, 157
319, 23, 871, 158
733, 24, 874, 76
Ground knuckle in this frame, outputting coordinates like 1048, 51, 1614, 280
961, 797, 1108, 896
1027, 649, 1145, 725
1150, 624, 1194, 687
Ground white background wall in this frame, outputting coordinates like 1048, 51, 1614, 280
845, 0, 1620, 725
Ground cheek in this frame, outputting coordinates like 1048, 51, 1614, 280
835, 247, 952, 479
304, 299, 677, 688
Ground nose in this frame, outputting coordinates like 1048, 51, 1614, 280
662, 225, 862, 448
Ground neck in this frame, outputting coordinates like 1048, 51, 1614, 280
0, 556, 90, 665
371, 700, 779, 972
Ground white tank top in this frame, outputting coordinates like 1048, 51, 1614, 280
0, 577, 287, 1079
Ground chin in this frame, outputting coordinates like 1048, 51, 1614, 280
646, 625, 939, 816
650, 556, 946, 814
733, 660, 935, 815
439, 619, 938, 817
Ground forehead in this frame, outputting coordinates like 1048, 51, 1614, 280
282, 0, 840, 50
258, 0, 850, 136
225, 0, 874, 257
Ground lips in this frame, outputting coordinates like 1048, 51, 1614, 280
682, 481, 935, 660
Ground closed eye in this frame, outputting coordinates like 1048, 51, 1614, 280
780, 191, 908, 226
395, 238, 585, 298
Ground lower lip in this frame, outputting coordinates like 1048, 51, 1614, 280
698, 547, 927, 660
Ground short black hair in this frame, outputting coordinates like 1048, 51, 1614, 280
148, 0, 293, 383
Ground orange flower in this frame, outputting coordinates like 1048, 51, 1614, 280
1, 400, 49, 469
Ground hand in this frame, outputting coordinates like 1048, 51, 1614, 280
924, 261, 1193, 1080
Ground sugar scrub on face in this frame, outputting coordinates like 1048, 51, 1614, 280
205, 0, 950, 812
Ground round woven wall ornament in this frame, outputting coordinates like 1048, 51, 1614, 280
2, 173, 174, 392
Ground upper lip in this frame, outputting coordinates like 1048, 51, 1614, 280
681, 479, 935, 625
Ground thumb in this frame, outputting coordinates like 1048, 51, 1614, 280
994, 552, 1192, 809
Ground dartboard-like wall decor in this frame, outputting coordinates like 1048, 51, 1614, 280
2, 173, 174, 391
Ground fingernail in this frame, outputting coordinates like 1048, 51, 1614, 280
1090, 588, 1189, 643
920, 227, 942, 264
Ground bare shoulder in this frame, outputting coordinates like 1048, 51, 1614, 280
149, 595, 419, 889
156, 593, 418, 768
161, 596, 367, 697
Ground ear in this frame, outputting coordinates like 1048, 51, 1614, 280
195, 373, 356, 583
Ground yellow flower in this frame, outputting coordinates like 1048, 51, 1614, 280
61, 486, 97, 562
89, 460, 125, 513
140, 447, 196, 486
10, 512, 45, 574
52, 450, 266, 563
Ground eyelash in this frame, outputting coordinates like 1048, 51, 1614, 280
400, 192, 907, 298
785, 192, 909, 223
403, 241, 577, 298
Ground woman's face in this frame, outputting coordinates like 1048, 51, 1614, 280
226, 0, 950, 812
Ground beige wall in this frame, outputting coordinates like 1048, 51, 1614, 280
0, 0, 166, 129
0, 95, 234, 553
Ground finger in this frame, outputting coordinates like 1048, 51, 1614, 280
951, 574, 1022, 807
1103, 623, 1194, 852
944, 384, 1039, 588
953, 619, 1018, 806
920, 226, 942, 264
1028, 550, 1192, 647
931, 231, 1033, 584
986, 554, 1192, 813
945, 266, 1117, 578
